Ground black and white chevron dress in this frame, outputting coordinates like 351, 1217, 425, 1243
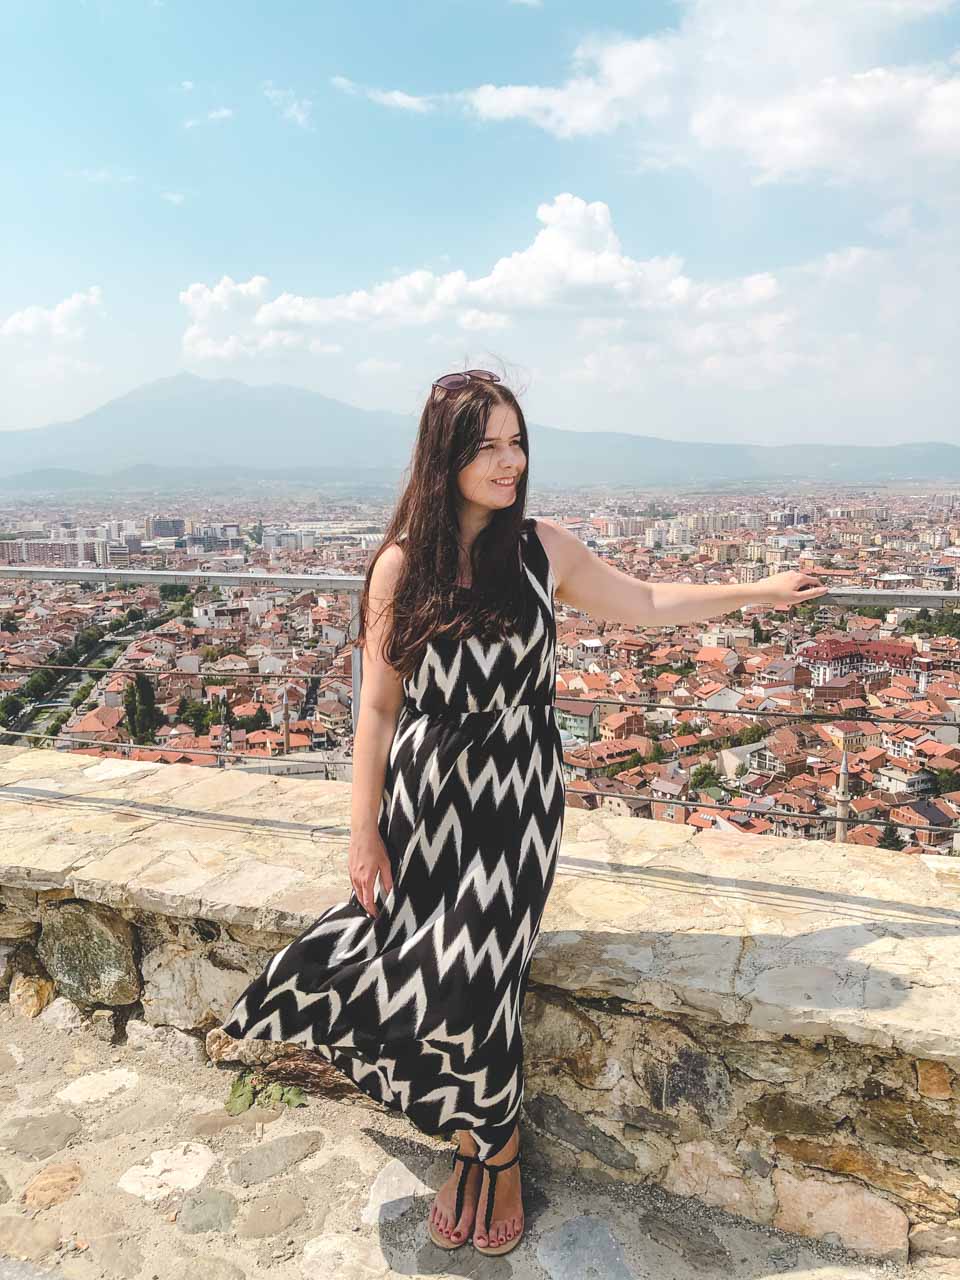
220, 517, 565, 1161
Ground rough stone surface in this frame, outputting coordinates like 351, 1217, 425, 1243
55, 1066, 139, 1106
126, 1018, 206, 1064
772, 1168, 910, 1263
9, 972, 54, 1018
206, 1024, 301, 1066
19, 1160, 84, 1209
89, 1007, 117, 1041
0, 1213, 62, 1261
524, 1092, 637, 1171
911, 1220, 960, 1259
663, 1140, 776, 1224
37, 900, 140, 1006
117, 1141, 217, 1202
537, 1213, 634, 1280
776, 1136, 959, 1215
38, 994, 86, 1031
141, 942, 252, 1030
177, 1186, 239, 1233
172, 1258, 246, 1280
227, 1130, 325, 1187
0, 909, 39, 940
359, 1157, 434, 1226
918, 1059, 954, 1101
5, 745, 960, 1270
0, 1110, 82, 1159
300, 1233, 388, 1278
235, 1188, 305, 1238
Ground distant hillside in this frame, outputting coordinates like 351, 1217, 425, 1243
2, 371, 958, 490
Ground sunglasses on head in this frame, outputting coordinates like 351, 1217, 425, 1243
431, 369, 501, 395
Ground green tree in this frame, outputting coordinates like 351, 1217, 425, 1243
690, 763, 721, 790
736, 723, 766, 747
930, 768, 958, 798
878, 820, 905, 851
237, 705, 270, 733
123, 674, 163, 744
0, 694, 24, 725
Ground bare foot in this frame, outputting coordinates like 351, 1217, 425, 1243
474, 1124, 524, 1250
429, 1129, 482, 1245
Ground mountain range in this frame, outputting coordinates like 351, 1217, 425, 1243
2, 372, 957, 493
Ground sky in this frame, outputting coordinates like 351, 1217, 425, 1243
2, 0, 959, 446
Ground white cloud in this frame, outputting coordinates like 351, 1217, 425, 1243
263, 81, 313, 128
67, 168, 137, 185
179, 80, 194, 91
174, 189, 957, 442
389, 0, 960, 199
869, 203, 915, 236
15, 353, 102, 383
184, 107, 234, 129
331, 74, 434, 113
161, 191, 185, 205
510, 0, 543, 7
1, 287, 104, 341
356, 357, 402, 373
457, 309, 512, 331
176, 194, 786, 358
178, 275, 272, 359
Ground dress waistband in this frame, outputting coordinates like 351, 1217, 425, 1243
402, 694, 553, 717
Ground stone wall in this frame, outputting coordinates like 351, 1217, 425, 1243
2, 744, 960, 1267
521, 986, 960, 1267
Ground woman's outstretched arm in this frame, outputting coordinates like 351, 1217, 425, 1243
535, 518, 829, 628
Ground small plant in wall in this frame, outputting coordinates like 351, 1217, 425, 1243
225, 1068, 308, 1114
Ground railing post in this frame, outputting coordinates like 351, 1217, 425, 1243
348, 588, 363, 737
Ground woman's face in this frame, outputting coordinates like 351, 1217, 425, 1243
456, 403, 526, 513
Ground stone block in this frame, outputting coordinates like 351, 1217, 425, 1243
663, 1140, 775, 1224
141, 941, 254, 1031
631, 1019, 733, 1127
910, 1219, 960, 1259
37, 900, 140, 1006
772, 1167, 909, 1263
125, 1019, 207, 1064
776, 1136, 959, 1215
918, 1059, 954, 1101
744, 1093, 839, 1137
9, 972, 55, 1018
524, 1091, 636, 1171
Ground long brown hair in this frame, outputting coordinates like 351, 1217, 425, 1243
355, 373, 533, 681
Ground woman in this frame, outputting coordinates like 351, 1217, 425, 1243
220, 368, 828, 1257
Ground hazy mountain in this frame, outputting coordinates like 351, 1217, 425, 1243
2, 372, 958, 490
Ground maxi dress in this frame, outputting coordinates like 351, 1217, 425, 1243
219, 517, 565, 1161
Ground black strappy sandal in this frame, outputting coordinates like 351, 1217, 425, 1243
428, 1146, 482, 1250
473, 1148, 524, 1256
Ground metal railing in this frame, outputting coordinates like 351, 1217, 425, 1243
1, 565, 958, 849
3, 564, 958, 731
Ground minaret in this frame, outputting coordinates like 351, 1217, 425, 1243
282, 687, 290, 756
834, 749, 850, 843
219, 699, 230, 768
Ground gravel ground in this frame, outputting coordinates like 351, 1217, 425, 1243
0, 1003, 954, 1280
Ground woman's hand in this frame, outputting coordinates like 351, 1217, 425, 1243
348, 828, 395, 919
758, 570, 830, 610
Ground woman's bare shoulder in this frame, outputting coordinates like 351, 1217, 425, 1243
527, 518, 583, 592
369, 541, 405, 596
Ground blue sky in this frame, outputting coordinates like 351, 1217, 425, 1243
2, 0, 959, 445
